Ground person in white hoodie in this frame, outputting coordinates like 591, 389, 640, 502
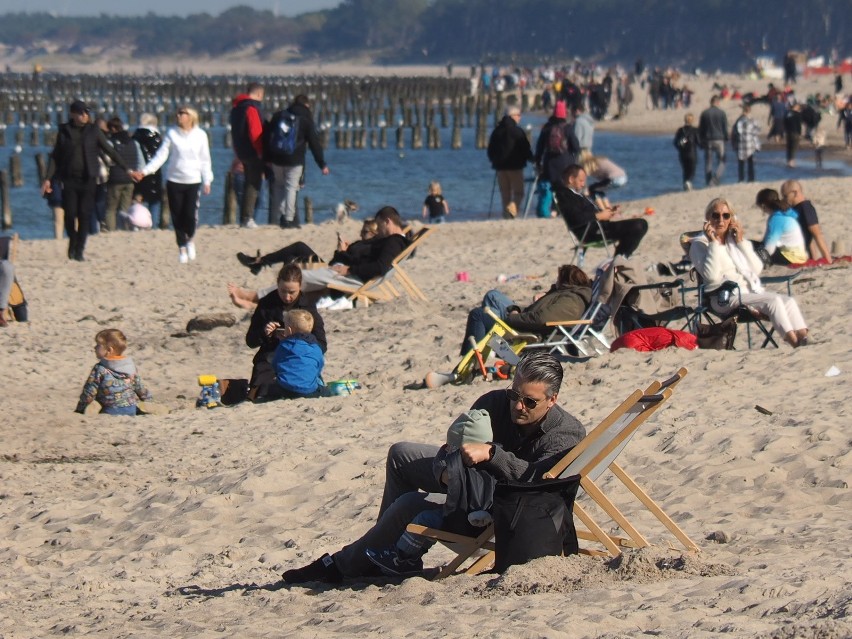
689, 197, 809, 347
132, 106, 213, 263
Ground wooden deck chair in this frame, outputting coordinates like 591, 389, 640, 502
408, 367, 698, 578
326, 226, 434, 307
424, 307, 535, 388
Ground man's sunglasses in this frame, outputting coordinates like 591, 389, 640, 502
506, 388, 543, 410
711, 212, 732, 220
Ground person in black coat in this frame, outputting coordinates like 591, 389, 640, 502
245, 264, 327, 399
487, 106, 533, 219
673, 113, 702, 191
41, 100, 131, 261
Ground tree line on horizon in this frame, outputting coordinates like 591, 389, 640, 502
0, 0, 846, 72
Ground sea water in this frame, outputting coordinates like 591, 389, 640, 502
1, 118, 847, 241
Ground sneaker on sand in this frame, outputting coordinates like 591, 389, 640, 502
179, 247, 189, 264
315, 296, 336, 309
327, 297, 354, 311
365, 548, 424, 577
281, 553, 343, 584
187, 242, 197, 261
242, 219, 259, 229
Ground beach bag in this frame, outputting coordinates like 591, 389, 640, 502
7, 279, 27, 322
535, 180, 553, 218
268, 109, 300, 157
123, 202, 153, 229
696, 317, 738, 350
492, 475, 580, 573
547, 122, 569, 155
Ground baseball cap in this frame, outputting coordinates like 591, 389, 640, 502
69, 100, 90, 115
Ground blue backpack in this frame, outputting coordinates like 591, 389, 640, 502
268, 109, 299, 157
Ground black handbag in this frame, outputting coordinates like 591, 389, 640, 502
492, 474, 581, 573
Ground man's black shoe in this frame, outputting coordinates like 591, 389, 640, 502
281, 553, 343, 584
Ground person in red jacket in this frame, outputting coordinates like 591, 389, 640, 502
229, 83, 265, 228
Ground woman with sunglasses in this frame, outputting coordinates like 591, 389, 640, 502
131, 106, 213, 264
689, 197, 809, 347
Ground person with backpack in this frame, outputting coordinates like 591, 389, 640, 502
131, 113, 164, 225
265, 94, 329, 230
486, 105, 533, 219
229, 83, 265, 229
534, 101, 580, 189
103, 117, 144, 231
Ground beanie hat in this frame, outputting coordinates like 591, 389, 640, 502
446, 409, 493, 450
553, 100, 567, 119
69, 100, 90, 115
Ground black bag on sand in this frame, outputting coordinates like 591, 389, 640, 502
493, 474, 581, 573
696, 317, 738, 350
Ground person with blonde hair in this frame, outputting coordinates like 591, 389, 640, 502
264, 308, 325, 401
131, 105, 213, 264
689, 197, 809, 347
421, 181, 450, 223
75, 329, 152, 415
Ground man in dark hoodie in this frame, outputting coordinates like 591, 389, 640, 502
265, 94, 329, 229
229, 83, 265, 228
41, 100, 132, 261
487, 105, 533, 219
459, 264, 593, 355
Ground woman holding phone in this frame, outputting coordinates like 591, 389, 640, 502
689, 197, 809, 347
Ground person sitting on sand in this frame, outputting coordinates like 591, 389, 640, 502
260, 309, 325, 402
245, 264, 326, 401
281, 351, 586, 584
236, 219, 378, 276
459, 264, 593, 355
365, 409, 496, 578
780, 180, 832, 263
754, 188, 807, 266
75, 329, 152, 415
689, 197, 809, 347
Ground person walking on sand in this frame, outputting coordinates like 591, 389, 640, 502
731, 104, 760, 183
674, 113, 701, 191
265, 95, 329, 229
131, 106, 213, 264
41, 100, 133, 261
229, 82, 265, 228
698, 95, 728, 186
487, 105, 533, 219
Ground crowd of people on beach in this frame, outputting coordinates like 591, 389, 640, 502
4, 69, 849, 587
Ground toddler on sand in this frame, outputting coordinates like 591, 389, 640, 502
75, 329, 152, 415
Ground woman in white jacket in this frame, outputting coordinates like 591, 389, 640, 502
133, 106, 213, 263
689, 197, 809, 347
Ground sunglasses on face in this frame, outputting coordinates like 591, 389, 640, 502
506, 388, 544, 410
711, 212, 732, 220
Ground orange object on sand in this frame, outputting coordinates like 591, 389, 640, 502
644, 207, 655, 215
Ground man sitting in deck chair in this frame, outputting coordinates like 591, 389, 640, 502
299, 206, 408, 299
459, 264, 593, 355
281, 351, 586, 584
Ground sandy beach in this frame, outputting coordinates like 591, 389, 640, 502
1, 70, 850, 638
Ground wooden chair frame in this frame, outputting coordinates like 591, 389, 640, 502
326, 226, 434, 307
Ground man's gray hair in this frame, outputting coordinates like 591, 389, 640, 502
515, 351, 563, 397
139, 112, 158, 127
505, 105, 521, 118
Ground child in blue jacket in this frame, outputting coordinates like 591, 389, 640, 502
265, 309, 324, 401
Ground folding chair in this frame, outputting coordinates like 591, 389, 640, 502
613, 279, 705, 336
408, 368, 698, 578
424, 307, 535, 388
326, 226, 434, 307
551, 188, 611, 266
521, 274, 612, 358
1, 233, 25, 323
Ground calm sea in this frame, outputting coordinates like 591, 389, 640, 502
1, 116, 848, 241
